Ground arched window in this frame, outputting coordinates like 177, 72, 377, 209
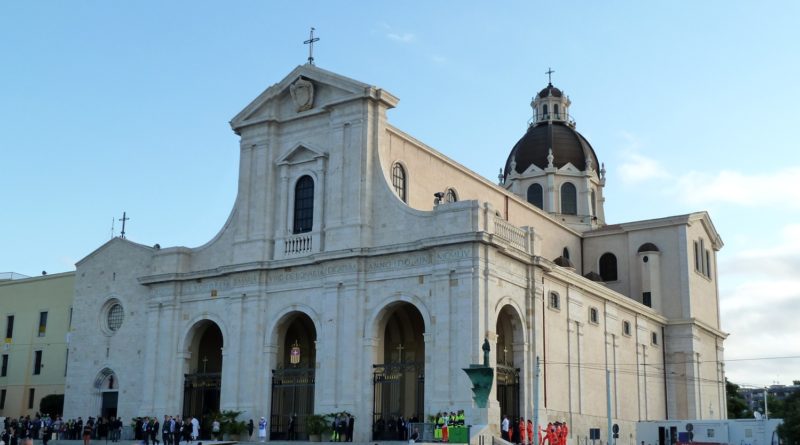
554, 104, 560, 118
542, 104, 548, 117
549, 292, 560, 310
591, 189, 597, 217
562, 247, 570, 260
599, 252, 618, 281
445, 188, 458, 203
527, 183, 543, 209
622, 320, 631, 336
293, 175, 314, 234
392, 163, 407, 202
561, 182, 577, 215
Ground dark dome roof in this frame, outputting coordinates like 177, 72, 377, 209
538, 83, 563, 98
583, 271, 604, 282
504, 121, 599, 178
637, 242, 660, 253
553, 256, 574, 268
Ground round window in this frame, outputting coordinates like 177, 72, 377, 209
643, 256, 649, 263
107, 303, 124, 332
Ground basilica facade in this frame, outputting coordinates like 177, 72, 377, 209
63, 64, 727, 442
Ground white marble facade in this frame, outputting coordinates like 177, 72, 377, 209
63, 64, 727, 443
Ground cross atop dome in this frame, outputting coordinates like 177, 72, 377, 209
545, 67, 555, 85
530, 70, 572, 126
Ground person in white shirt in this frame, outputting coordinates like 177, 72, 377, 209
211, 419, 220, 440
501, 415, 510, 441
258, 417, 268, 442
190, 417, 200, 442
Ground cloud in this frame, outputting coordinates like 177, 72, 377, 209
429, 54, 447, 65
612, 132, 800, 209
387, 32, 416, 43
718, 223, 800, 386
618, 152, 670, 184
377, 22, 416, 44
672, 167, 800, 208
616, 132, 671, 184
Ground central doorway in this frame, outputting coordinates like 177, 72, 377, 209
95, 368, 119, 419
496, 305, 522, 422
372, 302, 425, 441
183, 320, 223, 428
270, 312, 317, 441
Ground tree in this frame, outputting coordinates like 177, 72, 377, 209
726, 379, 751, 419
778, 389, 800, 445
39, 394, 64, 417
767, 393, 786, 419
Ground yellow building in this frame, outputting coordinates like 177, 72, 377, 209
0, 271, 74, 417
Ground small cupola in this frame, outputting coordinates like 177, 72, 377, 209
531, 69, 574, 127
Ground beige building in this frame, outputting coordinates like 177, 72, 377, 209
0, 271, 74, 417
63, 64, 727, 443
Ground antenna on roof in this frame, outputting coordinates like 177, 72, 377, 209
110, 217, 115, 239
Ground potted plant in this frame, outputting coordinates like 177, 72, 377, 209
305, 414, 332, 442
219, 410, 248, 441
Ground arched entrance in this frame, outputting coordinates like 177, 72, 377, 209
496, 305, 523, 422
372, 302, 425, 441
94, 368, 118, 419
183, 320, 223, 422
270, 312, 317, 441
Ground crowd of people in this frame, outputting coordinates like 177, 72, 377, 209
431, 410, 466, 442
0, 413, 250, 445
2, 415, 112, 445
372, 414, 418, 441
501, 416, 570, 445
327, 413, 355, 442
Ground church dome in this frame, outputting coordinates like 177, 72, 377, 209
538, 83, 563, 98
503, 121, 599, 178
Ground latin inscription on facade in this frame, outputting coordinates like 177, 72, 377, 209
150, 247, 472, 294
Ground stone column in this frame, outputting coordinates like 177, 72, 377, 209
140, 302, 161, 414
545, 171, 556, 213
358, 336, 379, 442
261, 343, 278, 421
221, 294, 244, 411
313, 157, 326, 251
274, 165, 290, 258
152, 301, 177, 414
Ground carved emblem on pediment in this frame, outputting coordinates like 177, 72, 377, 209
289, 77, 315, 112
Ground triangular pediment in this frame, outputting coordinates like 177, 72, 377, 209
558, 162, 580, 173
276, 142, 328, 166
230, 64, 398, 133
76, 237, 153, 267
522, 163, 544, 175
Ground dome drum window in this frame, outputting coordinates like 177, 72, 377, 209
527, 183, 543, 209
561, 183, 577, 215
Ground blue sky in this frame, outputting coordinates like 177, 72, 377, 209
2, 1, 798, 390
